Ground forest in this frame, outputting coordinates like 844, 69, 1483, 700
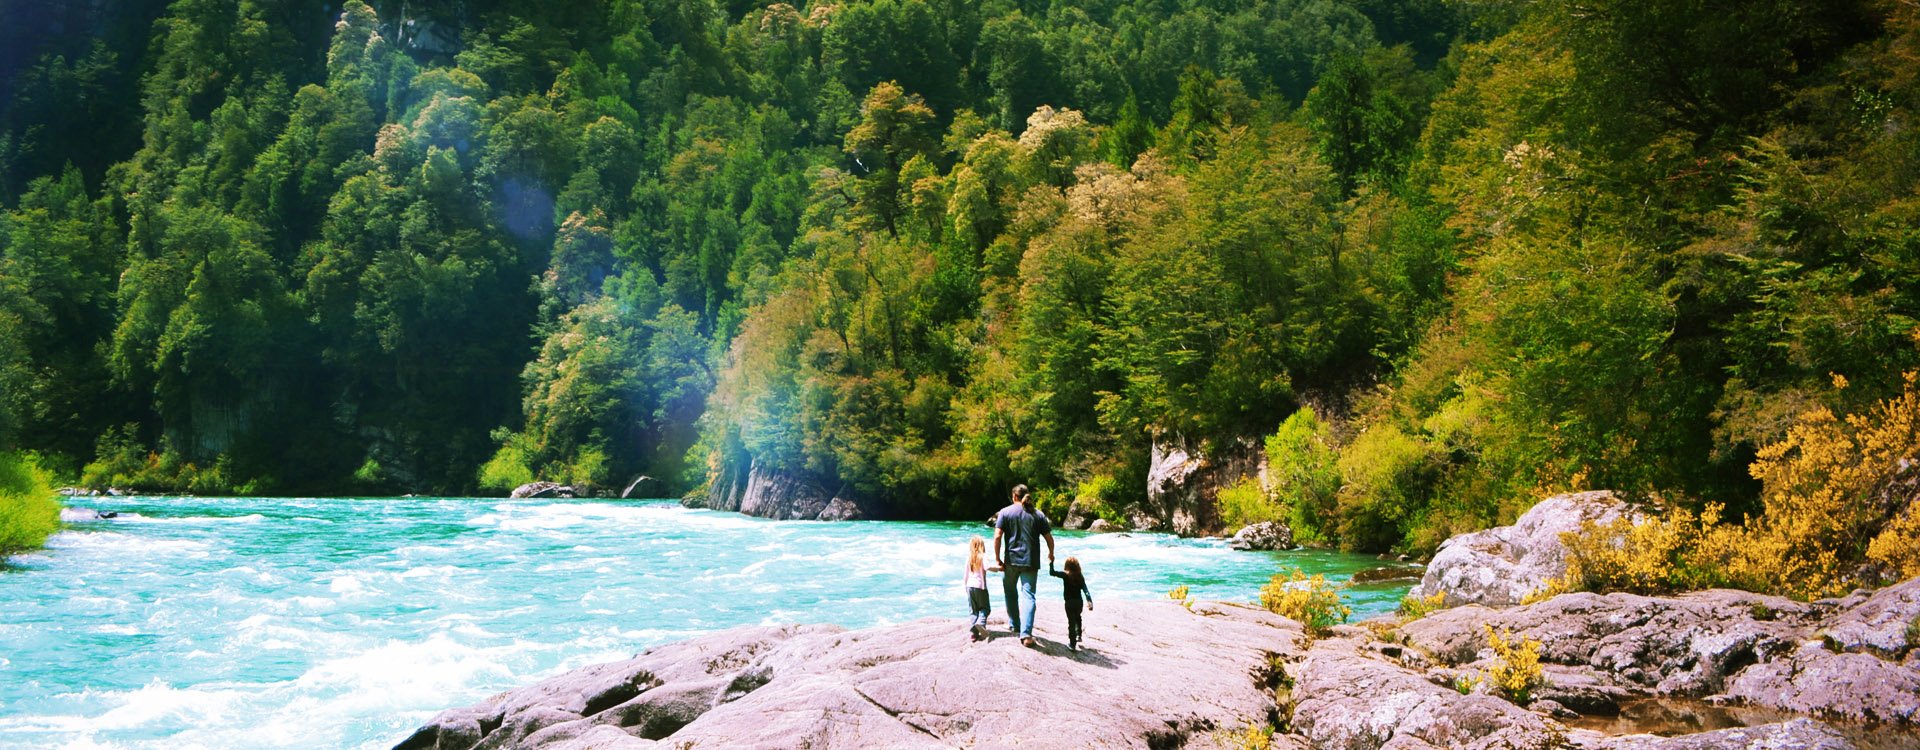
1, 0, 1917, 569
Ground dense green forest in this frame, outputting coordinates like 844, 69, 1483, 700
1, 0, 1916, 556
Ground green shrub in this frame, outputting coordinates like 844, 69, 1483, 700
0, 452, 60, 556
1266, 408, 1342, 542
1218, 476, 1282, 529
1335, 423, 1438, 552
1398, 590, 1448, 620
566, 447, 609, 489
1260, 568, 1351, 635
80, 424, 147, 490
78, 425, 259, 495
354, 458, 384, 484
1073, 473, 1128, 524
478, 437, 537, 492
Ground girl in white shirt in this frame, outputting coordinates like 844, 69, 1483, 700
965, 535, 993, 641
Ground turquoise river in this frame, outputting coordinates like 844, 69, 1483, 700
0, 496, 1415, 749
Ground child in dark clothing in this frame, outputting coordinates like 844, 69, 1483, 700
1049, 557, 1093, 651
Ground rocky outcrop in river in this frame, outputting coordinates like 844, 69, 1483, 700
395, 575, 1920, 749
1228, 521, 1293, 551
511, 482, 577, 499
58, 507, 118, 522
689, 459, 872, 521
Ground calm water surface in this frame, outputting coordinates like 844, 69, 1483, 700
0, 496, 1412, 749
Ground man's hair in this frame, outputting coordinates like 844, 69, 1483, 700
1012, 484, 1031, 503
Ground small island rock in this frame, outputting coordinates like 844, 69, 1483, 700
1227, 520, 1293, 551
59, 507, 117, 522
511, 481, 576, 499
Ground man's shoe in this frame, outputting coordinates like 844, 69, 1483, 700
1021, 637, 1036, 647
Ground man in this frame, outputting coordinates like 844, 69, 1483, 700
992, 484, 1055, 647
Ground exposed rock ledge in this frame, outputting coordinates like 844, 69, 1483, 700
393, 579, 1920, 749
687, 459, 871, 521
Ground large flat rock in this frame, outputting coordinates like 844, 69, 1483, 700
395, 600, 1306, 749
397, 579, 1920, 748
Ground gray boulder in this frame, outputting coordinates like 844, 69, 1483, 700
1290, 636, 1560, 750
814, 496, 864, 522
1228, 521, 1294, 551
1087, 519, 1121, 533
510, 481, 575, 499
1723, 642, 1920, 724
1062, 499, 1096, 530
396, 581, 1920, 750
1400, 589, 1811, 696
396, 600, 1307, 749
1818, 575, 1920, 657
1411, 490, 1640, 607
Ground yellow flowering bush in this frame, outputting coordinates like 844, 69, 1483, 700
1398, 590, 1448, 619
1261, 568, 1351, 635
1485, 625, 1545, 705
1724, 372, 1920, 597
1558, 372, 1920, 600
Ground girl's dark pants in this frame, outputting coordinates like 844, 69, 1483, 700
1066, 602, 1083, 643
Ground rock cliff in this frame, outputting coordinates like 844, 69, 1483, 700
1137, 436, 1264, 536
688, 458, 871, 521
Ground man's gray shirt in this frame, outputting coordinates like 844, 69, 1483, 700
995, 503, 1051, 569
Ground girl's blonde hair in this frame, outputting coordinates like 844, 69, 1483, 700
968, 535, 986, 572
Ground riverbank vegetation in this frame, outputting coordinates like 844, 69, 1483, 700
1549, 373, 1920, 600
1, 0, 1916, 573
0, 452, 59, 556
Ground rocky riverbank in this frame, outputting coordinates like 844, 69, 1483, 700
394, 579, 1920, 749
396, 492, 1920, 748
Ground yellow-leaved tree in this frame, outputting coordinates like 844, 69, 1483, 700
1727, 372, 1920, 598
1559, 372, 1920, 600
